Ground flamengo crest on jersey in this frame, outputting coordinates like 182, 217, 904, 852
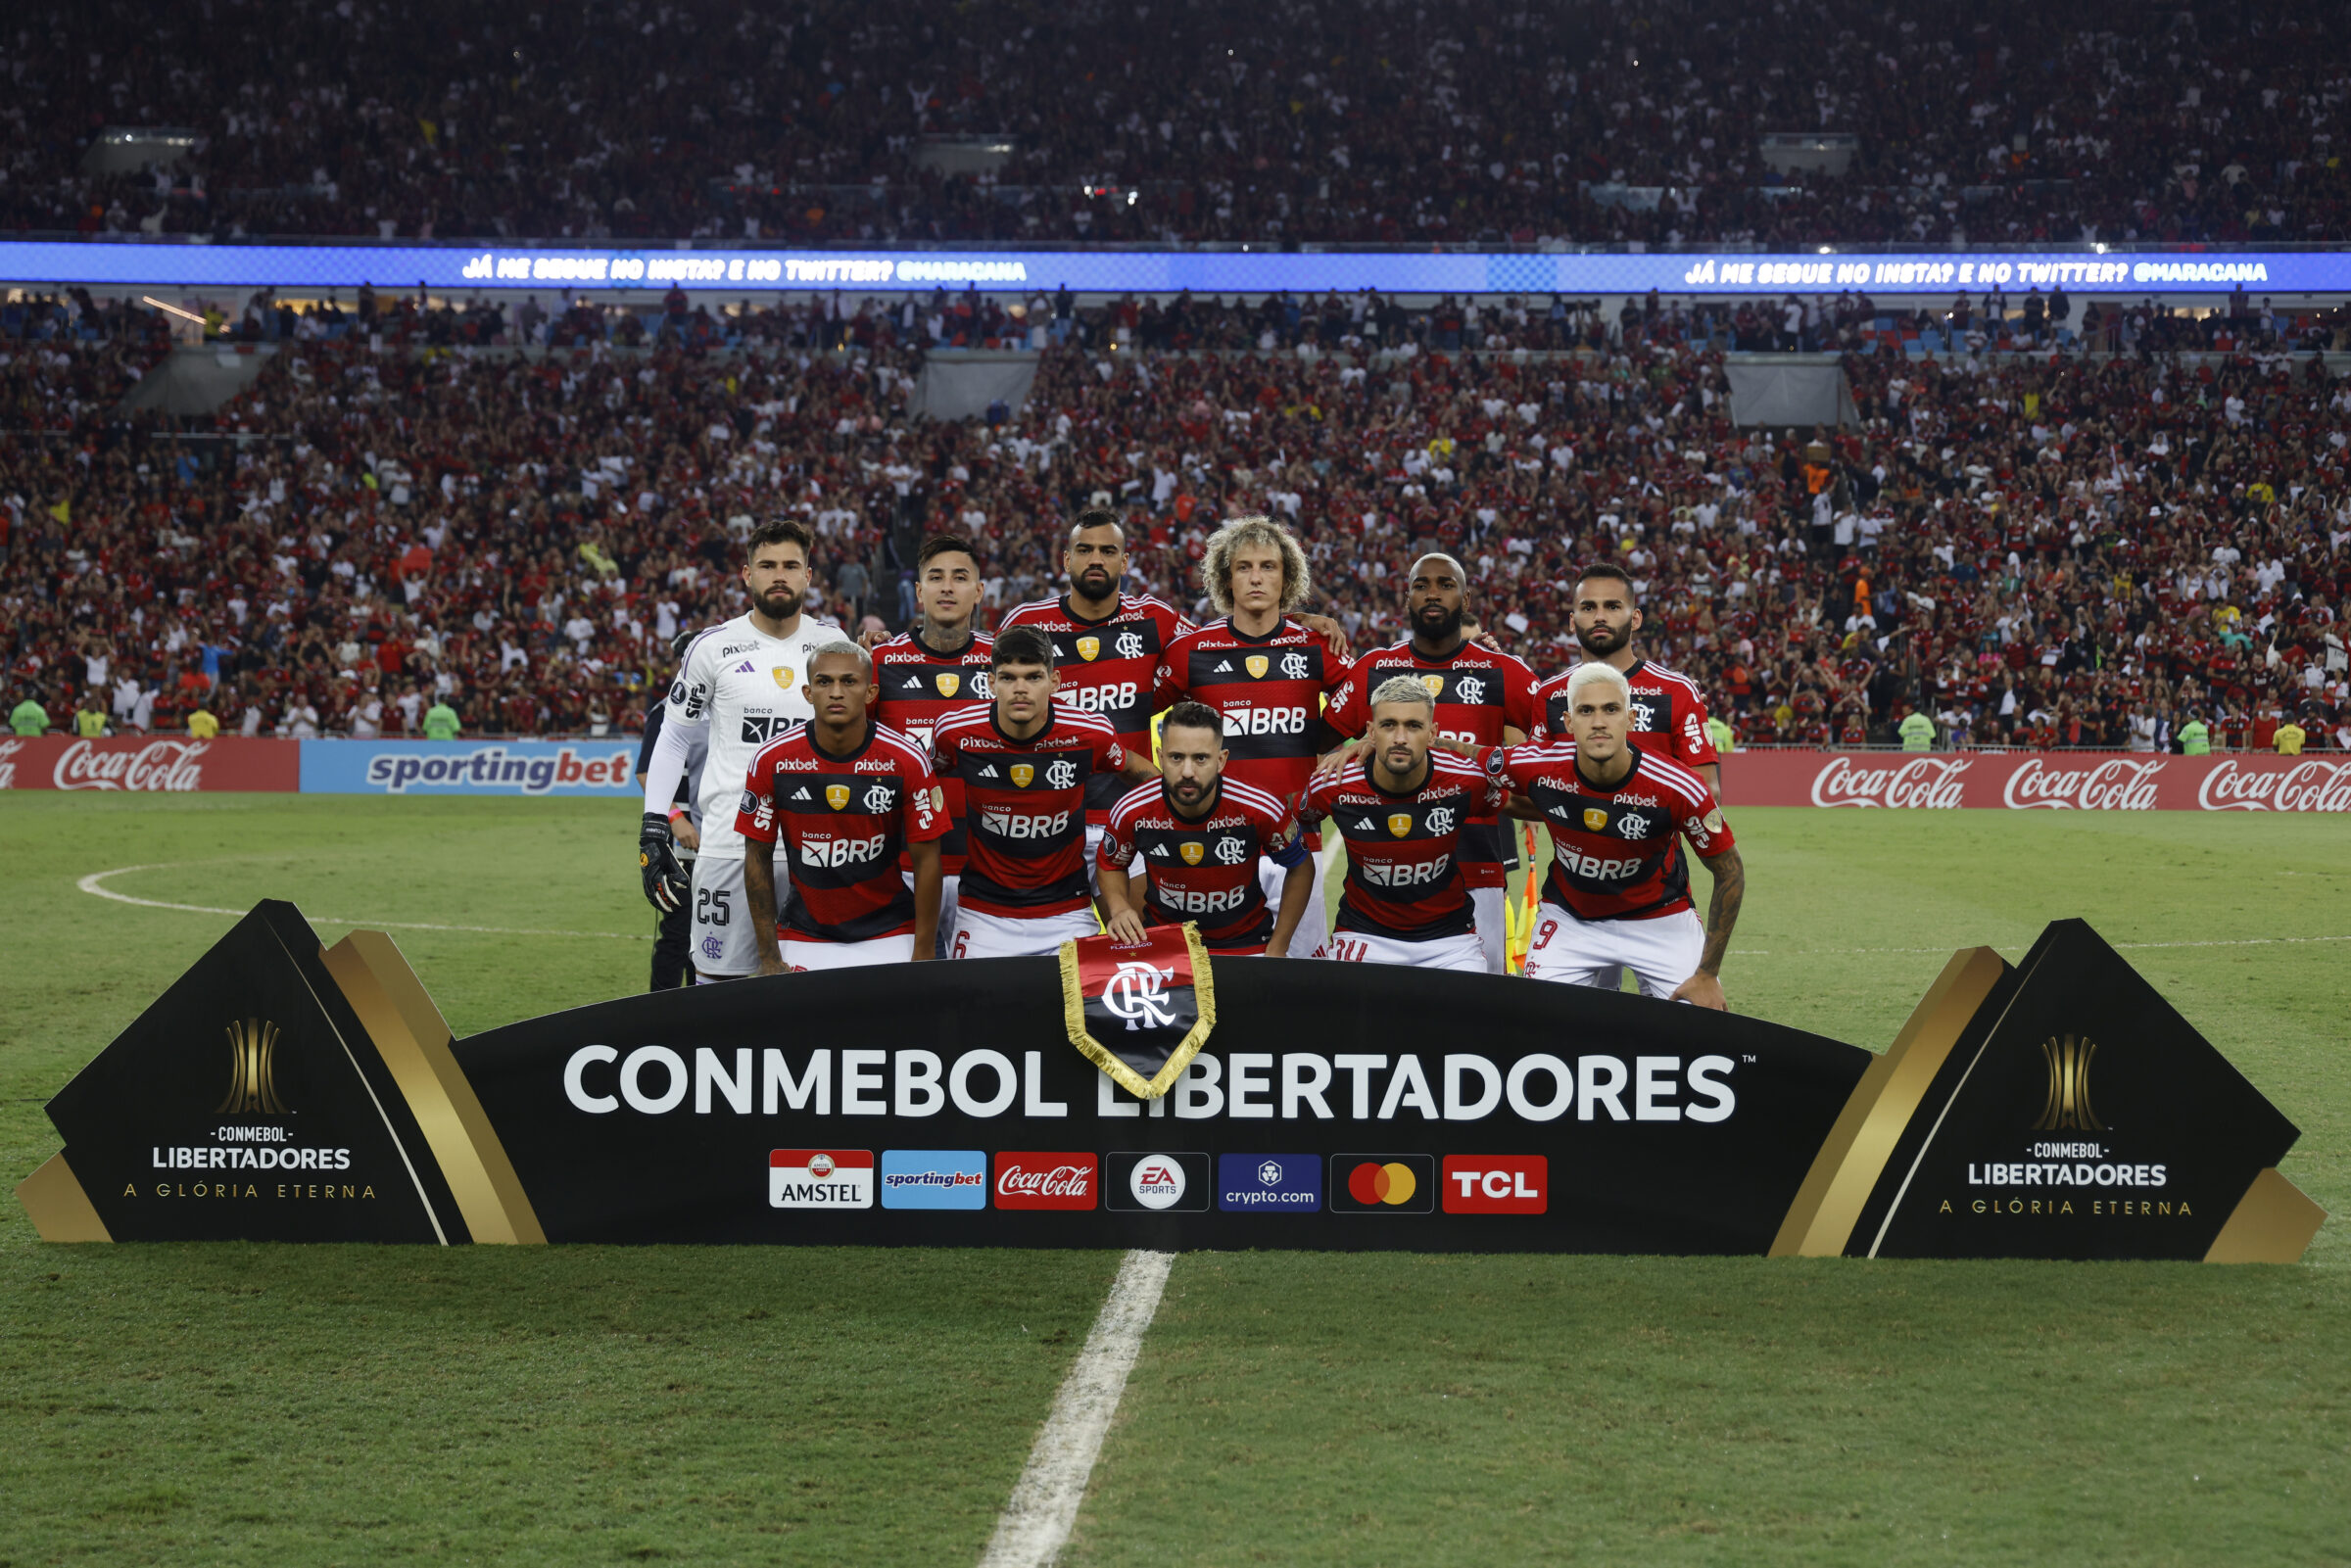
1298, 751, 1503, 941
1099, 777, 1300, 950
930, 701, 1126, 919
736, 722, 949, 942
662, 611, 835, 863
1490, 738, 1733, 922
871, 628, 995, 874
1534, 657, 1720, 768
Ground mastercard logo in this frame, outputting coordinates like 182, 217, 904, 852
1347, 1161, 1419, 1207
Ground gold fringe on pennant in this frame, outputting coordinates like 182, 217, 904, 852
1059, 923, 1218, 1099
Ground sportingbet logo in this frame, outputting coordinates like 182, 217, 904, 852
801, 832, 888, 869
360, 745, 635, 794
993, 1152, 1098, 1211
878, 1149, 987, 1210
1441, 1155, 1547, 1214
770, 1148, 874, 1209
981, 808, 1073, 839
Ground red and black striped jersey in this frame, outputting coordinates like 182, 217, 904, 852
1152, 616, 1345, 806
1325, 639, 1538, 887
1098, 778, 1305, 951
1297, 752, 1503, 941
998, 592, 1192, 817
1532, 657, 1719, 768
930, 702, 1127, 919
1482, 739, 1733, 922
735, 723, 949, 943
871, 628, 994, 874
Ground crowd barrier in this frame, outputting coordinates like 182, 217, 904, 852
3, 737, 2344, 813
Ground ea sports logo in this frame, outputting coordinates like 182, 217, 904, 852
1130, 1158, 1187, 1210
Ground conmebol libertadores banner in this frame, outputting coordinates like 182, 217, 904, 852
17, 902, 2323, 1261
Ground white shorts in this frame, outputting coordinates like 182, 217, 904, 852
904, 870, 961, 959
1084, 823, 1107, 896
1522, 903, 1705, 999
1469, 886, 1508, 974
689, 855, 791, 979
1260, 852, 1328, 959
950, 905, 1100, 960
1320, 927, 1487, 973
781, 933, 916, 971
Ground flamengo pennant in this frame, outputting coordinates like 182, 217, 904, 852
1059, 925, 1217, 1099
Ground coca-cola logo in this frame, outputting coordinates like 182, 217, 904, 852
992, 1152, 1099, 1211
0, 737, 20, 790
54, 738, 212, 792
2001, 757, 2164, 811
1808, 755, 1972, 809
2196, 758, 2351, 813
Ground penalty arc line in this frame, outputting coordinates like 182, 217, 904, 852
76, 863, 653, 941
979, 1248, 1174, 1568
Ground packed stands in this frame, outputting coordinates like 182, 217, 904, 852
5, 279, 2347, 752
6, 0, 2347, 248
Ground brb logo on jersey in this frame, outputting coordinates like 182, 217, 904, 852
981, 807, 1073, 839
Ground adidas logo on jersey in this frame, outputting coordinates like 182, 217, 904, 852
979, 764, 999, 778
736, 660, 755, 673
1149, 842, 1173, 858
792, 786, 812, 801
902, 674, 924, 688
1214, 659, 1232, 672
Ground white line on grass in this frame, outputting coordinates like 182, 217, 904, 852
76, 863, 653, 941
980, 1249, 1174, 1568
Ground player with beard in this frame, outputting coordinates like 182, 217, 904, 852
738, 641, 947, 972
867, 534, 994, 951
1533, 562, 1720, 795
638, 520, 835, 980
1324, 552, 1537, 973
1480, 662, 1745, 1008
1098, 700, 1315, 957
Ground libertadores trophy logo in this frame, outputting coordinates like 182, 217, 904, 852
2034, 1032, 2103, 1132
215, 1019, 289, 1116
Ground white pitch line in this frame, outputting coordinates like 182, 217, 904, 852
76, 863, 652, 941
980, 1249, 1174, 1568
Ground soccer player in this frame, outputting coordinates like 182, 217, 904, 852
868, 534, 995, 951
1325, 552, 1536, 973
1484, 662, 1746, 1009
1153, 514, 1346, 958
1534, 562, 1721, 795
637, 519, 835, 980
1297, 676, 1502, 972
930, 626, 1158, 959
634, 629, 711, 991
1098, 700, 1315, 957
738, 641, 947, 972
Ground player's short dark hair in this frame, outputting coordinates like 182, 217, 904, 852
746, 518, 814, 562
1576, 561, 1637, 600
991, 625, 1057, 673
1069, 506, 1125, 546
917, 533, 980, 573
1160, 701, 1224, 745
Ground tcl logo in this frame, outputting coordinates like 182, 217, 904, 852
994, 1152, 1098, 1210
1441, 1155, 1547, 1214
1063, 682, 1139, 713
1222, 706, 1308, 736
982, 808, 1073, 839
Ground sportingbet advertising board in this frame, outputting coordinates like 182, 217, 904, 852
298, 739, 640, 795
18, 902, 2323, 1262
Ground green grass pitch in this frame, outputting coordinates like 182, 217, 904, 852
0, 794, 2344, 1565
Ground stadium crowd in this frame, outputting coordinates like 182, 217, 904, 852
6, 0, 2348, 248
5, 278, 2349, 755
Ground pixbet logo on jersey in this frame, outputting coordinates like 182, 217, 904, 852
1440, 1155, 1548, 1214
769, 1148, 875, 1209
993, 1152, 1098, 1211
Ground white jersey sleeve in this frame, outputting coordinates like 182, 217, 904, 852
641, 628, 727, 818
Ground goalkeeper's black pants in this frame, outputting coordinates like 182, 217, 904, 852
650, 870, 694, 990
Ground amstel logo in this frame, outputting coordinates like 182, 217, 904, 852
825, 784, 850, 811
215, 1018, 289, 1116
2034, 1033, 2105, 1132
1244, 655, 1270, 679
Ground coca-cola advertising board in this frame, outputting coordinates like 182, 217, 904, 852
1724, 750, 2351, 813
0, 736, 299, 792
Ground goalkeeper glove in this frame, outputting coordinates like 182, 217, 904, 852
639, 812, 690, 914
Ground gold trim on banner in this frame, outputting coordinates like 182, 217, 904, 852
1769, 946, 2008, 1258
2204, 1167, 2326, 1263
17, 1153, 111, 1243
320, 931, 548, 1244
1060, 924, 1218, 1099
